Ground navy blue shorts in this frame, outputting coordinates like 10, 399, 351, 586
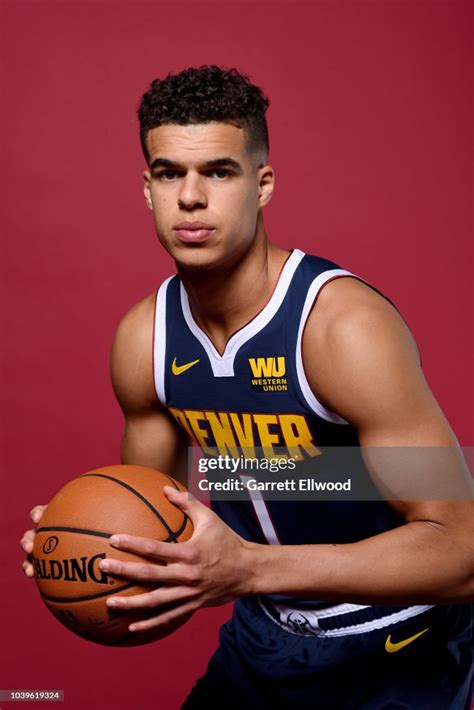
182, 597, 472, 709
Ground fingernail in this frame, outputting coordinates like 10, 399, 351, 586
106, 598, 117, 607
99, 560, 110, 571
129, 624, 137, 632
109, 535, 120, 546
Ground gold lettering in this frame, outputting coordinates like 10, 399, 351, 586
279, 414, 321, 460
253, 414, 280, 458
169, 407, 194, 439
229, 413, 256, 458
249, 357, 273, 377
273, 356, 286, 377
204, 411, 239, 458
185, 410, 216, 455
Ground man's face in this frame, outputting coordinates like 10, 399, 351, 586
143, 122, 273, 271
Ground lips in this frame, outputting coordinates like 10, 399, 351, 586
173, 221, 215, 243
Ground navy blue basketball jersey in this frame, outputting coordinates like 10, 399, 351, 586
157, 250, 472, 709
152, 249, 405, 553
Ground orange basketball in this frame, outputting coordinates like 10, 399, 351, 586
32, 465, 194, 646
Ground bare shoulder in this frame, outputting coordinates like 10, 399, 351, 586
303, 276, 419, 370
112, 291, 156, 351
110, 290, 158, 411
302, 276, 454, 443
307, 276, 417, 351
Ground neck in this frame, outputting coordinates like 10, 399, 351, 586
177, 223, 289, 355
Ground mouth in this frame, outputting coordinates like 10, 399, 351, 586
173, 221, 216, 244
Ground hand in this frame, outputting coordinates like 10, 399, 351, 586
98, 486, 257, 633
21, 505, 48, 577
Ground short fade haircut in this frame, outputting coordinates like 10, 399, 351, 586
137, 65, 270, 165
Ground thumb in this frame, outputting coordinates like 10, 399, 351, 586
163, 485, 209, 526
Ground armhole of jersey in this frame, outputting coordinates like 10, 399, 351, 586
153, 276, 173, 407
296, 269, 355, 425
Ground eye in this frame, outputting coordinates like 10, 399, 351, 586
210, 169, 230, 179
157, 169, 179, 181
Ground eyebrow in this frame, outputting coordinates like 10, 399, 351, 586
150, 157, 243, 173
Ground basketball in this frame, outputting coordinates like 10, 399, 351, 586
32, 465, 194, 646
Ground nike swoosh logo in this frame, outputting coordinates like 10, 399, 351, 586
172, 357, 200, 375
385, 627, 429, 653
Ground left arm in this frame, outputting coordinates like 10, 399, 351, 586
250, 277, 474, 605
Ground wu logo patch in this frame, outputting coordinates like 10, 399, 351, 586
249, 357, 286, 378
248, 357, 288, 392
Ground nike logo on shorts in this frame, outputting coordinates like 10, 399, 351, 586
385, 627, 430, 653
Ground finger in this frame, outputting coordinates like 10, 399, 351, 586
108, 533, 191, 562
20, 530, 35, 553
163, 486, 210, 526
30, 505, 47, 524
107, 585, 197, 611
22, 560, 35, 578
99, 557, 176, 583
128, 600, 197, 633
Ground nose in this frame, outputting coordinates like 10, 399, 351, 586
178, 173, 207, 211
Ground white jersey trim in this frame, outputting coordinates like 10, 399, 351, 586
240, 476, 280, 544
180, 249, 306, 378
153, 276, 173, 406
296, 269, 355, 424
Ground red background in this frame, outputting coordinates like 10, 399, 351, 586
1, 1, 472, 708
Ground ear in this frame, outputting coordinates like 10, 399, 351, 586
143, 170, 153, 210
257, 164, 275, 207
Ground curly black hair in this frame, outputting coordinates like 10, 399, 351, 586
137, 65, 270, 164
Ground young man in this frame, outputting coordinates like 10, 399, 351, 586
22, 66, 473, 708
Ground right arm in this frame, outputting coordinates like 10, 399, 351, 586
21, 290, 189, 575
110, 291, 190, 482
